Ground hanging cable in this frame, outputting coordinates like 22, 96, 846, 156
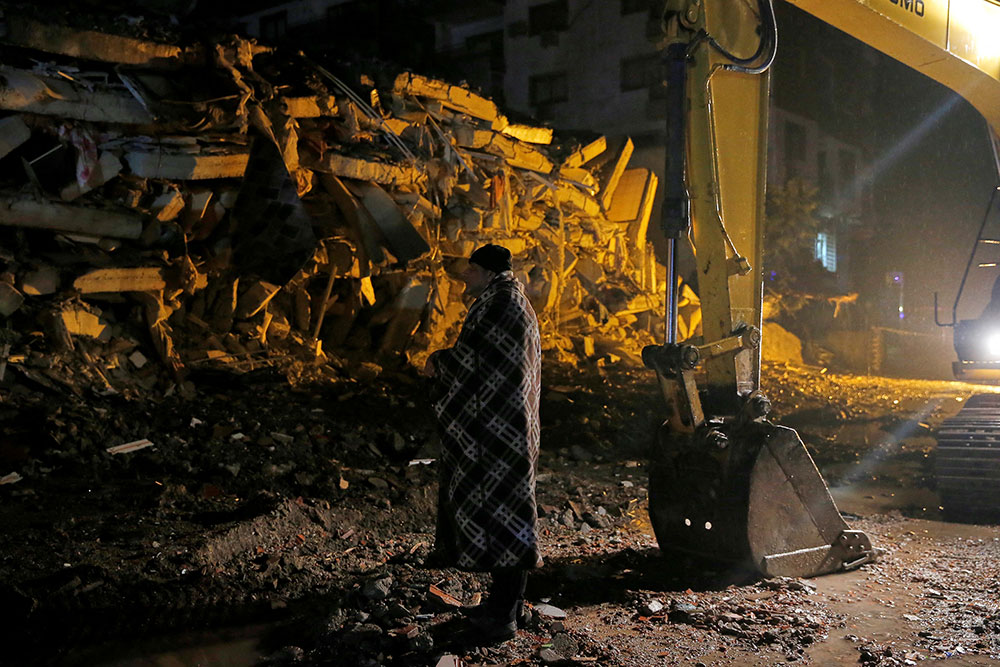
706, 0, 777, 74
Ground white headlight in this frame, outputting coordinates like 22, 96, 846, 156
986, 332, 1000, 358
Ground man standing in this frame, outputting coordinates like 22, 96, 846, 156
423, 244, 542, 643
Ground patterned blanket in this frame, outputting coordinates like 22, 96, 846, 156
431, 271, 542, 570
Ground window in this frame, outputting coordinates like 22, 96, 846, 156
529, 0, 569, 36
529, 71, 568, 106
784, 120, 806, 164
815, 232, 837, 272
621, 53, 662, 92
259, 10, 287, 43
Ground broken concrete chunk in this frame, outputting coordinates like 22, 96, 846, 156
0, 115, 30, 161
0, 282, 24, 316
534, 603, 567, 619
501, 123, 553, 145
61, 306, 111, 341
321, 154, 424, 188
377, 278, 431, 358
394, 72, 504, 127
558, 166, 598, 191
151, 190, 186, 222
60, 151, 123, 201
380, 117, 411, 136
353, 182, 430, 262
360, 276, 376, 307
539, 648, 562, 663
3, 15, 196, 66
641, 599, 665, 615
129, 350, 148, 368
125, 150, 250, 180
564, 137, 608, 169
321, 173, 384, 268
21, 265, 60, 296
574, 254, 605, 285
557, 181, 602, 217
454, 126, 553, 174
0, 65, 153, 125
362, 576, 393, 600
324, 239, 361, 278
73, 267, 167, 294
234, 281, 280, 320
281, 95, 338, 118
599, 138, 634, 211
392, 192, 441, 219
607, 168, 656, 224
0, 196, 143, 239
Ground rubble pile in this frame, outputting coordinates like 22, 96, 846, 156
0, 12, 667, 393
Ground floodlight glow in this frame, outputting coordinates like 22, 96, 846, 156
986, 332, 1000, 358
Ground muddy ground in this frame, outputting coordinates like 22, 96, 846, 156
2, 358, 999, 666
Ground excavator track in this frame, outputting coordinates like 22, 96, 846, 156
935, 393, 1000, 522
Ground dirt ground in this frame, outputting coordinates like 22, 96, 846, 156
2, 358, 999, 666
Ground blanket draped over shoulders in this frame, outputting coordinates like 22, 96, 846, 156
431, 271, 542, 571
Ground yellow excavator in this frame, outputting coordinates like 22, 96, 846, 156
645, 0, 1000, 575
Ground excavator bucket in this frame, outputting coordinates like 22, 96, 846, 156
647, 420, 873, 577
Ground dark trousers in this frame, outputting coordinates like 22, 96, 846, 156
486, 568, 527, 622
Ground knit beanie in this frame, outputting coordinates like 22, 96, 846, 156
469, 244, 512, 273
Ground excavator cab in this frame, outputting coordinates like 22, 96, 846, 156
642, 0, 875, 576
933, 149, 1000, 521
936, 175, 1000, 383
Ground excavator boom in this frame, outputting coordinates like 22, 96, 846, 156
646, 0, 1000, 571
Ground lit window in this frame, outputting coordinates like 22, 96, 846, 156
815, 231, 837, 272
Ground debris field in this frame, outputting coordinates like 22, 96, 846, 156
1, 7, 999, 667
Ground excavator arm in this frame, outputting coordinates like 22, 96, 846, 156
643, 0, 873, 577
644, 0, 1000, 572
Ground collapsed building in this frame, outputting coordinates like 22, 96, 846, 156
0, 12, 694, 395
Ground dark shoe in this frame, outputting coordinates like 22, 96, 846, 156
459, 603, 489, 618
466, 615, 517, 644
422, 549, 454, 568
461, 603, 531, 628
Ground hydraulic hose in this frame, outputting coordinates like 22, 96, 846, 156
706, 0, 777, 74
